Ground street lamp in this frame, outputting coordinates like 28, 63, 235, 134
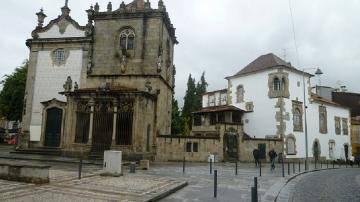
302, 68, 323, 170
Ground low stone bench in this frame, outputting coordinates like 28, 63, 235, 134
0, 160, 50, 184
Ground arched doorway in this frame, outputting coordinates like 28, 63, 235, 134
44, 107, 63, 147
224, 131, 238, 161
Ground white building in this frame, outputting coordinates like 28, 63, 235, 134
204, 53, 351, 161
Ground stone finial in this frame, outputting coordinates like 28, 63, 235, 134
86, 5, 94, 26
145, 0, 151, 9
94, 3, 100, 13
120, 1, 126, 11
158, 0, 165, 10
61, 3, 71, 16
36, 8, 47, 28
63, 76, 73, 92
107, 2, 112, 12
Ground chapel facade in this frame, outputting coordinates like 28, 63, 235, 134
20, 0, 177, 159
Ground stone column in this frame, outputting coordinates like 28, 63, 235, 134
88, 98, 95, 145
112, 99, 118, 146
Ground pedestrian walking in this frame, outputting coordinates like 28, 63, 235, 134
269, 149, 277, 170
253, 148, 260, 167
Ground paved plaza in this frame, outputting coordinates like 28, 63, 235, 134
1, 147, 359, 202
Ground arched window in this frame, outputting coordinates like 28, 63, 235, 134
273, 77, 281, 91
236, 85, 244, 103
120, 29, 135, 50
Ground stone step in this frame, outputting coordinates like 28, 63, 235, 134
11, 148, 62, 156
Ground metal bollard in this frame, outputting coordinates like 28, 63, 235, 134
251, 186, 258, 202
315, 160, 317, 169
282, 159, 285, 177
259, 161, 262, 177
327, 161, 329, 169
182, 156, 185, 174
254, 177, 258, 190
254, 177, 258, 201
288, 162, 290, 175
293, 162, 295, 174
333, 161, 335, 169
320, 161, 322, 169
78, 157, 83, 180
210, 159, 212, 174
299, 161, 301, 172
235, 160, 238, 176
214, 170, 217, 198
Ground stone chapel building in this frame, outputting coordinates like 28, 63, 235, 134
20, 0, 177, 159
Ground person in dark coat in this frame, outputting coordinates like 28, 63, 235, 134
253, 149, 260, 167
268, 149, 277, 170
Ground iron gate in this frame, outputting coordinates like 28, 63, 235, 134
116, 101, 134, 145
75, 102, 90, 144
91, 101, 114, 153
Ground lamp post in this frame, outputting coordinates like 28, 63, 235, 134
302, 68, 323, 170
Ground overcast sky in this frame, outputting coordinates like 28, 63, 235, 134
1, 0, 359, 107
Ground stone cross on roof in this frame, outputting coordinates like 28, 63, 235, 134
65, 0, 69, 7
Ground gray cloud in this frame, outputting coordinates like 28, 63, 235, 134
1, 0, 359, 108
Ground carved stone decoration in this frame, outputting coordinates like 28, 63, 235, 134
145, 81, 152, 92
120, 55, 127, 73
98, 83, 111, 92
74, 82, 79, 90
245, 102, 254, 111
63, 76, 72, 92
58, 18, 70, 34
157, 55, 162, 73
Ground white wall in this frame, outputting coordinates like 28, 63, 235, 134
230, 69, 278, 138
38, 23, 85, 38
29, 50, 83, 141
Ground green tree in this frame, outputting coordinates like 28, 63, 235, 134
0, 61, 28, 121
171, 96, 184, 135
182, 74, 197, 119
194, 72, 208, 111
181, 73, 208, 135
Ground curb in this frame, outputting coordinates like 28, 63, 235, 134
0, 155, 103, 165
145, 181, 188, 202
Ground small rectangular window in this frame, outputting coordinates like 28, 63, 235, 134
193, 143, 198, 152
186, 142, 192, 152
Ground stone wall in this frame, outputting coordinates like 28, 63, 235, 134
156, 136, 222, 162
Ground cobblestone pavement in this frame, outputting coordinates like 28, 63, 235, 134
278, 168, 360, 202
0, 160, 186, 202
148, 162, 290, 202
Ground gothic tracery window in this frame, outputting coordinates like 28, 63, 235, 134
120, 29, 135, 50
